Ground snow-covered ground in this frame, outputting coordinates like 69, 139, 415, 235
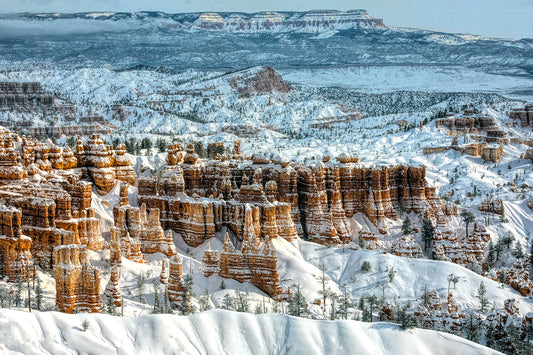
0, 309, 500, 355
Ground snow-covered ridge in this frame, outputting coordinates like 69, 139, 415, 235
0, 309, 499, 355
0, 9, 384, 34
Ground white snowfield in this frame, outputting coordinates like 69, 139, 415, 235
0, 309, 500, 355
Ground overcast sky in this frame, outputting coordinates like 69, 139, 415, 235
1, 0, 532, 39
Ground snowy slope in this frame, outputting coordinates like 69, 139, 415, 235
0, 309, 500, 355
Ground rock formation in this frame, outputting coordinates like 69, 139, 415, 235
0, 206, 32, 281
203, 228, 283, 298
53, 243, 101, 313
509, 104, 533, 128
486, 260, 532, 296
479, 196, 504, 215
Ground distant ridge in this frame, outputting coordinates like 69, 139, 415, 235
0, 10, 384, 32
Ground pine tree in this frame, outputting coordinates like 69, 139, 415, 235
397, 307, 419, 330
366, 295, 378, 322
152, 283, 162, 314
477, 282, 489, 312
358, 295, 365, 311
460, 210, 475, 239
163, 286, 172, 314
329, 293, 338, 320
401, 217, 412, 236
495, 239, 503, 261
34, 275, 43, 311
388, 266, 397, 283
222, 293, 235, 311
420, 284, 430, 307
288, 284, 309, 318
512, 241, 525, 259
421, 218, 435, 254
179, 274, 195, 315
106, 296, 116, 315
339, 285, 351, 320
498, 270, 507, 284
136, 272, 148, 304
462, 311, 481, 342
362, 306, 372, 322
361, 261, 372, 273
486, 241, 495, 268
81, 319, 90, 332
199, 289, 212, 312
318, 262, 329, 317
14, 276, 23, 307
235, 290, 250, 313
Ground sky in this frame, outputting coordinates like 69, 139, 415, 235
0, 0, 532, 39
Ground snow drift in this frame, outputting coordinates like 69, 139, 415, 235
0, 309, 499, 354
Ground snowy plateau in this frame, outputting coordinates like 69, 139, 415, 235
0, 8, 532, 355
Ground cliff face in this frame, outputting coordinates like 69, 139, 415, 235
138, 143, 452, 252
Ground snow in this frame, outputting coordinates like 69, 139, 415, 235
0, 309, 500, 355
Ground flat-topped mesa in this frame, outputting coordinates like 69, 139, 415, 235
0, 206, 32, 281
205, 232, 283, 298
509, 103, 533, 128
53, 244, 101, 313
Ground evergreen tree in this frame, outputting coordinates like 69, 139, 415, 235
339, 285, 351, 320
152, 282, 162, 314
512, 241, 525, 259
362, 306, 372, 322
222, 293, 235, 311
14, 276, 23, 307
495, 239, 503, 261
401, 217, 412, 236
460, 210, 475, 239
420, 284, 430, 308
106, 297, 116, 315
235, 291, 250, 313
462, 311, 481, 342
163, 286, 172, 314
34, 275, 43, 311
397, 307, 418, 329
136, 272, 148, 304
329, 293, 338, 320
476, 282, 489, 312
486, 241, 495, 268
361, 261, 372, 273
358, 295, 365, 311
81, 319, 90, 332
288, 284, 309, 318
366, 295, 378, 322
179, 274, 195, 315
317, 262, 329, 317
421, 218, 435, 254
388, 266, 397, 283
498, 270, 507, 284
199, 289, 212, 312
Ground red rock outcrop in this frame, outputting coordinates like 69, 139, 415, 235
509, 104, 533, 128
203, 226, 283, 298
168, 255, 190, 309
486, 260, 532, 296
0, 206, 32, 281
53, 244, 101, 313
479, 196, 504, 215
104, 265, 122, 307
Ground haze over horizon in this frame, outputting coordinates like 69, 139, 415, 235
0, 0, 532, 39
